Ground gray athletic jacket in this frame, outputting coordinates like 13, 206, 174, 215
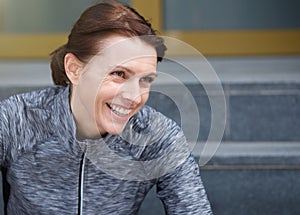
0, 86, 212, 214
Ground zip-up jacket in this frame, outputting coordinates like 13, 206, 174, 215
0, 86, 212, 214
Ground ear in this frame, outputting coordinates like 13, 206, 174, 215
64, 53, 84, 86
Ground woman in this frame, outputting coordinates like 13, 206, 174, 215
0, 1, 212, 214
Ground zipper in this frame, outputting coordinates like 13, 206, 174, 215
78, 148, 87, 215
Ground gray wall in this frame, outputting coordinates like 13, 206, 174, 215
163, 0, 300, 30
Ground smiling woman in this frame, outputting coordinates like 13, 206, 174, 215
0, 1, 212, 214
65, 36, 158, 138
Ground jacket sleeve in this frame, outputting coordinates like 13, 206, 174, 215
0, 103, 3, 164
156, 154, 212, 215
0, 100, 10, 166
133, 106, 212, 214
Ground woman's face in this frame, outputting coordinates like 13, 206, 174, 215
69, 35, 158, 138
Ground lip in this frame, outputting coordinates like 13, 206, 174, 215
106, 103, 133, 122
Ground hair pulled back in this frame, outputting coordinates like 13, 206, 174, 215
50, 1, 167, 86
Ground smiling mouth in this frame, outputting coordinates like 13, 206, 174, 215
107, 103, 132, 116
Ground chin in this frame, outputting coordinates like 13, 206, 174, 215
101, 123, 127, 136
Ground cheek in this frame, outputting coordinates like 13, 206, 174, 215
94, 82, 119, 107
141, 92, 149, 104
78, 72, 102, 98
130, 93, 149, 117
80, 82, 97, 100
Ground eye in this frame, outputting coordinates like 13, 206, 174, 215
140, 76, 155, 84
110, 71, 125, 78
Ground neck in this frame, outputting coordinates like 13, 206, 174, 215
70, 88, 103, 140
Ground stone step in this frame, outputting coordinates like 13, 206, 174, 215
1, 82, 300, 142
139, 142, 300, 215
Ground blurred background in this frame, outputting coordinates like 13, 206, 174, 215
0, 0, 300, 214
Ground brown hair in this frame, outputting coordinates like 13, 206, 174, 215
50, 1, 167, 86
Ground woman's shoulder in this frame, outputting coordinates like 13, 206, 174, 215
129, 105, 180, 134
0, 85, 67, 112
121, 106, 190, 177
0, 85, 68, 135
125, 105, 185, 154
0, 86, 69, 154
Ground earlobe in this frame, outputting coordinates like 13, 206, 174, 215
64, 53, 83, 85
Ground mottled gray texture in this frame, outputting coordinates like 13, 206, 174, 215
0, 86, 212, 214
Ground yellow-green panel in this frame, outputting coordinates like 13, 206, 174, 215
0, 34, 68, 59
163, 30, 300, 56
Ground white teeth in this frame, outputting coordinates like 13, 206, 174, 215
109, 104, 131, 116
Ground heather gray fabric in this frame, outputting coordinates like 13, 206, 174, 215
0, 86, 212, 214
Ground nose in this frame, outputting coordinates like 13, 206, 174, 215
120, 78, 142, 106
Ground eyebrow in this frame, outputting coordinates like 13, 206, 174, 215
114, 65, 157, 77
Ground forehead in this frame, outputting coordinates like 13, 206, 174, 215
102, 35, 157, 62
115, 55, 157, 75
87, 35, 157, 72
